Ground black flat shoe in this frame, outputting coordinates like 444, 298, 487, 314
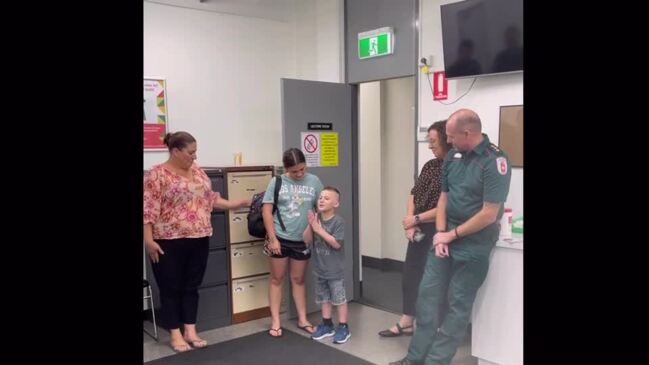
378, 322, 414, 337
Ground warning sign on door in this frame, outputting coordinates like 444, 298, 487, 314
320, 132, 338, 166
301, 132, 338, 167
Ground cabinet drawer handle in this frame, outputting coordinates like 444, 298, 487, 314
231, 173, 271, 178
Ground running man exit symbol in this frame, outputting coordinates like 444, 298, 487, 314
358, 28, 393, 59
369, 37, 378, 56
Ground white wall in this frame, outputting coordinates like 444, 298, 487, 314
143, 0, 343, 169
381, 77, 416, 261
294, 0, 344, 82
418, 0, 523, 219
359, 82, 382, 259
359, 77, 415, 262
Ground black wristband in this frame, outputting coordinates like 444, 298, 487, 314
454, 227, 460, 239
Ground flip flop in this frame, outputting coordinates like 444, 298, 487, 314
268, 327, 283, 338
171, 342, 192, 352
297, 324, 315, 334
378, 322, 414, 337
185, 338, 207, 348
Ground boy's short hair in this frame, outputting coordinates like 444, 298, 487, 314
322, 186, 341, 201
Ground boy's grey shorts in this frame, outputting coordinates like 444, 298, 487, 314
315, 276, 347, 305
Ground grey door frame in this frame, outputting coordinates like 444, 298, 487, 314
281, 78, 359, 317
344, 0, 420, 308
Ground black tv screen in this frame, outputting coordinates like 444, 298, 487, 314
441, 0, 523, 79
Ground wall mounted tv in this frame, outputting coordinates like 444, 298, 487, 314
440, 0, 523, 79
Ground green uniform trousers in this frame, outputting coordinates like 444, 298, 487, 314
407, 236, 494, 365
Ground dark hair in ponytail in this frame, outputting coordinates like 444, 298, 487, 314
163, 131, 196, 152
282, 148, 306, 168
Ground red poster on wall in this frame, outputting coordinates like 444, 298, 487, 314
433, 71, 448, 101
144, 78, 169, 150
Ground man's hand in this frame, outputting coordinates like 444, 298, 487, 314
433, 231, 455, 246
434, 242, 449, 257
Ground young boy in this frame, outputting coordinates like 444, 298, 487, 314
303, 186, 349, 344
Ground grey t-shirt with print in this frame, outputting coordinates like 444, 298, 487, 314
312, 214, 345, 280
262, 173, 323, 242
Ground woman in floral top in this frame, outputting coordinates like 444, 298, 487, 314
144, 131, 250, 352
378, 120, 451, 338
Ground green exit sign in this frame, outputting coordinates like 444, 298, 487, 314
358, 27, 394, 59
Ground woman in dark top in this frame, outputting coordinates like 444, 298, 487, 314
379, 120, 451, 337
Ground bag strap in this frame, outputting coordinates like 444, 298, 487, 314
273, 175, 286, 232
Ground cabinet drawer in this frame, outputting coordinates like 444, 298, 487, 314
196, 284, 230, 331
226, 171, 273, 201
229, 210, 258, 243
232, 274, 269, 314
202, 249, 228, 286
209, 212, 227, 249
209, 175, 225, 195
231, 242, 268, 278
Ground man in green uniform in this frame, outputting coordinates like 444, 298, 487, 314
390, 109, 512, 365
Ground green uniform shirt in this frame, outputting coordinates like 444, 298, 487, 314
442, 134, 512, 235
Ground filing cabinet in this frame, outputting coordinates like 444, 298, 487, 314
228, 210, 257, 244
232, 274, 271, 315
230, 241, 269, 278
226, 171, 273, 202
222, 166, 274, 323
227, 170, 273, 244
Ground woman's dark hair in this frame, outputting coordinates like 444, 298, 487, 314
282, 148, 306, 168
428, 120, 451, 153
163, 131, 196, 152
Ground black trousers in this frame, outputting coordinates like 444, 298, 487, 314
402, 224, 436, 316
150, 237, 209, 330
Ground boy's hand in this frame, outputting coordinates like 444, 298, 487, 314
310, 214, 323, 234
308, 210, 317, 225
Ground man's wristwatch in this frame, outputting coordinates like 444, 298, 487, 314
414, 214, 421, 224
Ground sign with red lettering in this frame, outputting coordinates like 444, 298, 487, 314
433, 71, 448, 101
144, 78, 169, 150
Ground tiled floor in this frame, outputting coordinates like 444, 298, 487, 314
143, 302, 477, 365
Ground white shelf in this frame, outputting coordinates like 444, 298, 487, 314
496, 233, 523, 250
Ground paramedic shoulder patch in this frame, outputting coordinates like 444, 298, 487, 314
496, 157, 508, 175
489, 143, 502, 154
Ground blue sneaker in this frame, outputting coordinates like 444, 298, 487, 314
333, 325, 351, 344
311, 323, 335, 340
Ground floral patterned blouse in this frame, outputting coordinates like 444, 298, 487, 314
143, 163, 217, 240
410, 158, 444, 215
